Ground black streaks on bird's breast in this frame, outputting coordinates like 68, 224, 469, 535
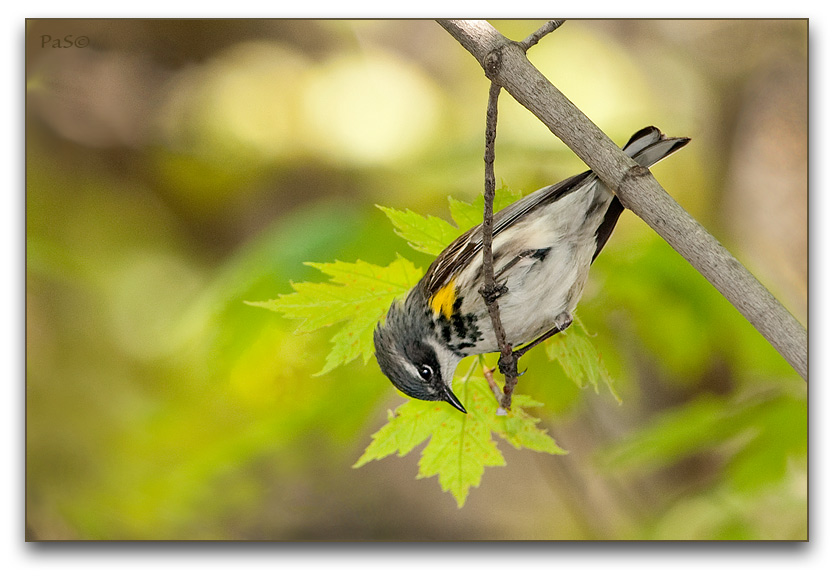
427, 295, 483, 356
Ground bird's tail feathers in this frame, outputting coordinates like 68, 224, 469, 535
623, 126, 690, 167
590, 127, 689, 262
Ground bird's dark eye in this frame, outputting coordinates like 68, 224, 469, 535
418, 365, 433, 382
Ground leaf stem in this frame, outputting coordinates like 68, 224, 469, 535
462, 356, 480, 384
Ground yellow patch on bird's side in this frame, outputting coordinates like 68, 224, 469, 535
430, 280, 458, 319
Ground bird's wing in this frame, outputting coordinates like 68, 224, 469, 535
422, 170, 593, 295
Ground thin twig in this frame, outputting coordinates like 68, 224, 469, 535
480, 81, 501, 305
479, 80, 520, 410
482, 364, 505, 407
480, 21, 568, 411
518, 19, 565, 52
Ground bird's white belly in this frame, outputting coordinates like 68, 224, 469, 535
461, 237, 595, 353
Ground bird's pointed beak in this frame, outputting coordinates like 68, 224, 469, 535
441, 384, 467, 414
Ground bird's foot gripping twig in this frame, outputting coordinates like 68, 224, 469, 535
492, 312, 573, 412
479, 283, 508, 304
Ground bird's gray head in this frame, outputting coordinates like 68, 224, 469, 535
373, 292, 466, 413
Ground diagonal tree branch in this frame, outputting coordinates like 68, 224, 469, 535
437, 19, 808, 382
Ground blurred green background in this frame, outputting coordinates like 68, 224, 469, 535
25, 19, 807, 540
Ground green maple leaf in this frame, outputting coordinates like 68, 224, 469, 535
447, 186, 523, 231
493, 394, 567, 453
545, 321, 620, 403
247, 256, 422, 374
376, 206, 460, 256
354, 374, 565, 507
252, 187, 615, 507
378, 185, 522, 255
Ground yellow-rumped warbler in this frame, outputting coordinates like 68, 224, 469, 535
374, 127, 689, 413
